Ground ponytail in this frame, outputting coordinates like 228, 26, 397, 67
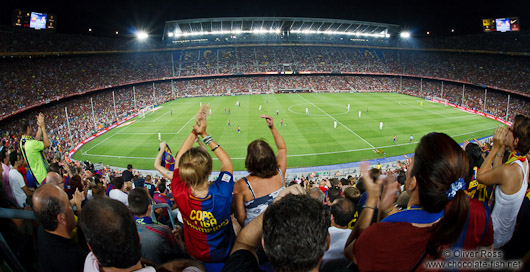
413, 133, 470, 257
178, 147, 212, 187
427, 190, 469, 257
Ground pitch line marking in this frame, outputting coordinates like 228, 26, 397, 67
377, 94, 453, 118
82, 125, 133, 154
80, 126, 497, 160
287, 103, 350, 116
82, 109, 196, 154
297, 94, 376, 149
175, 115, 197, 135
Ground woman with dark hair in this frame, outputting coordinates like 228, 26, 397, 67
464, 142, 493, 202
345, 132, 470, 271
477, 115, 530, 248
233, 115, 287, 226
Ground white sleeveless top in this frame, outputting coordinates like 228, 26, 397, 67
491, 159, 528, 248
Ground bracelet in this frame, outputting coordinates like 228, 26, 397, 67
202, 135, 212, 144
191, 130, 198, 136
211, 144, 220, 152
362, 205, 376, 210
205, 138, 214, 145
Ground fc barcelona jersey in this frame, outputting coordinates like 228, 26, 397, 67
171, 169, 235, 262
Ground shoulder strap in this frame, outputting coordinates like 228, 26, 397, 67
278, 168, 284, 187
20, 139, 39, 185
243, 177, 256, 199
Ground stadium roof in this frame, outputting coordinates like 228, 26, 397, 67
163, 17, 400, 40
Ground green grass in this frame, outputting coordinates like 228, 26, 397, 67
73, 93, 502, 170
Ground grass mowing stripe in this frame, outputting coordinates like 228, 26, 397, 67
297, 93, 376, 149
74, 93, 502, 170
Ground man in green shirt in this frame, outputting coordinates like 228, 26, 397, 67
20, 113, 50, 187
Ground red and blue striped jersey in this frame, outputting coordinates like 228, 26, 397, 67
171, 169, 235, 263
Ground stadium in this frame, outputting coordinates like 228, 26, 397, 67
1, 17, 528, 176
0, 5, 530, 272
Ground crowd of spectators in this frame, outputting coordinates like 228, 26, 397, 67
1, 74, 529, 171
1, 105, 528, 271
0, 30, 161, 52
2, 45, 530, 121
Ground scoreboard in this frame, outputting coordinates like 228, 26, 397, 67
483, 17, 519, 32
13, 9, 56, 31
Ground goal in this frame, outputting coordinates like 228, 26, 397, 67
138, 105, 155, 119
432, 97, 449, 106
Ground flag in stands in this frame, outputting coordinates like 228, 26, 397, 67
159, 144, 176, 171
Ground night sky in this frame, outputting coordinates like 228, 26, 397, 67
2, 0, 530, 36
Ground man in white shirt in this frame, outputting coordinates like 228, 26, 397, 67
9, 151, 32, 208
109, 177, 129, 206
320, 198, 354, 271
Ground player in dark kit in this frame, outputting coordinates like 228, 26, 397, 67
393, 134, 396, 144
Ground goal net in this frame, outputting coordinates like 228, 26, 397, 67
432, 97, 449, 106
139, 105, 155, 119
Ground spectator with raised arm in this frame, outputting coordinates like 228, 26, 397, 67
20, 114, 50, 187
233, 115, 287, 227
476, 115, 530, 248
154, 106, 235, 265
345, 133, 470, 271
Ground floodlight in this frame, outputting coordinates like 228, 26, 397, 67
168, 32, 174, 37
400, 31, 411, 38
136, 31, 149, 40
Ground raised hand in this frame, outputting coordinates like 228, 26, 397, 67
261, 115, 274, 128
193, 108, 208, 136
73, 188, 85, 207
492, 126, 507, 148
360, 162, 382, 201
37, 113, 45, 128
379, 175, 401, 213
273, 184, 306, 203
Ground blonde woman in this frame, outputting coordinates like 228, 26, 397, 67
154, 108, 235, 264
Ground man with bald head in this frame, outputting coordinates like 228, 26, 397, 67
33, 184, 87, 272
45, 171, 64, 187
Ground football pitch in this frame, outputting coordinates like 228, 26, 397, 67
73, 93, 502, 170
